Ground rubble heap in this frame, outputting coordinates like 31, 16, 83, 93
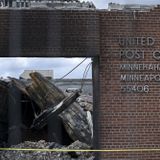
0, 72, 94, 159
1, 0, 96, 9
0, 140, 94, 160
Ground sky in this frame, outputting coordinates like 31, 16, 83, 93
0, 0, 160, 78
91, 0, 160, 9
0, 58, 92, 79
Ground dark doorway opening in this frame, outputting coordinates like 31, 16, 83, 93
0, 57, 95, 148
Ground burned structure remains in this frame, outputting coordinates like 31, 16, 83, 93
0, 0, 95, 9
0, 72, 94, 159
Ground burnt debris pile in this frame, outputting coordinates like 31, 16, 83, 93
0, 140, 94, 160
0, 72, 93, 159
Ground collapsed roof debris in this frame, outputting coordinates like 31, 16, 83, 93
0, 72, 94, 159
0, 140, 94, 160
1, 0, 96, 9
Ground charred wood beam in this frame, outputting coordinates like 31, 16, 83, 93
8, 85, 22, 145
10, 72, 65, 110
9, 78, 30, 96
31, 91, 79, 130
29, 72, 65, 109
0, 80, 9, 88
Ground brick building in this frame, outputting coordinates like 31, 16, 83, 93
1, 5, 160, 160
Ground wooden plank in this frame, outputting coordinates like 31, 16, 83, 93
10, 72, 65, 110
30, 72, 65, 107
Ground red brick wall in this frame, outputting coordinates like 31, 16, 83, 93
0, 10, 99, 57
99, 6, 160, 159
1, 7, 160, 160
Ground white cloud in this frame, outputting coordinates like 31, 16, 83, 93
91, 0, 160, 9
0, 58, 92, 79
87, 0, 107, 9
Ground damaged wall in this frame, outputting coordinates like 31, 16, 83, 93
1, 6, 160, 160
99, 6, 160, 160
0, 9, 99, 57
